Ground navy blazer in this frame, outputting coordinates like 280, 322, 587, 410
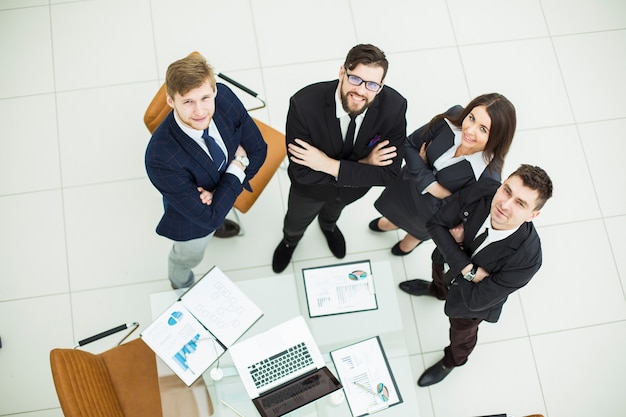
427, 180, 542, 322
145, 83, 267, 241
286, 80, 407, 201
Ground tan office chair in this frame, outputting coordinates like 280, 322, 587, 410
50, 336, 213, 417
144, 53, 286, 232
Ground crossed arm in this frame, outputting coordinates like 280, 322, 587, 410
287, 137, 398, 176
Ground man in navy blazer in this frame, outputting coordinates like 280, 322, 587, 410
402, 164, 553, 386
272, 44, 407, 273
145, 53, 267, 288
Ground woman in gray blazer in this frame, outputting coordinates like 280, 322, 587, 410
369, 93, 516, 255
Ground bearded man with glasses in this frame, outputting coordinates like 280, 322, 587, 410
272, 44, 408, 273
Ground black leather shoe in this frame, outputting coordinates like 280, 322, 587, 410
417, 359, 453, 387
399, 279, 433, 296
391, 240, 423, 256
368, 217, 385, 232
322, 227, 346, 258
272, 239, 297, 273
214, 219, 241, 238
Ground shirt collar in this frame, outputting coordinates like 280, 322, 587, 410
173, 111, 216, 141
479, 214, 520, 243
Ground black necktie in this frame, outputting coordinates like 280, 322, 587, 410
467, 228, 488, 255
202, 130, 226, 172
342, 114, 357, 158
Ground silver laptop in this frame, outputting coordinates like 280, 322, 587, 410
229, 316, 342, 417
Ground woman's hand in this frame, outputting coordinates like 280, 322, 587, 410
419, 142, 428, 163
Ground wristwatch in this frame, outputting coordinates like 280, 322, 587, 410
234, 155, 249, 167
463, 265, 478, 282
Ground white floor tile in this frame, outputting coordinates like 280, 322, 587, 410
0, 191, 68, 301
385, 48, 469, 130
502, 125, 602, 226
0, 6, 54, 98
522, 220, 626, 334
423, 339, 546, 417
460, 38, 574, 130
448, 0, 548, 44
605, 215, 626, 295
0, 295, 72, 415
532, 321, 626, 416
50, 0, 156, 91
541, 0, 626, 35
0, 0, 48, 10
150, 0, 260, 76
353, 0, 455, 51
553, 30, 626, 123
578, 118, 626, 217
0, 95, 61, 195
57, 82, 157, 187
63, 179, 170, 291
251, 0, 356, 67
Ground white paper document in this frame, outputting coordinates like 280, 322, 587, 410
142, 266, 263, 386
302, 260, 377, 317
330, 337, 402, 417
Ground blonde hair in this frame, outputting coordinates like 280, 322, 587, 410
165, 53, 216, 98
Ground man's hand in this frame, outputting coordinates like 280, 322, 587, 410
234, 144, 247, 158
359, 140, 396, 166
449, 223, 465, 244
472, 266, 490, 283
461, 263, 490, 284
197, 187, 213, 205
288, 138, 340, 177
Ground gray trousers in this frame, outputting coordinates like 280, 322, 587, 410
167, 233, 213, 288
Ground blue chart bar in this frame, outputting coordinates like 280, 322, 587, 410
172, 333, 201, 371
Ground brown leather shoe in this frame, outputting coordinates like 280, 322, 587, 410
214, 219, 241, 238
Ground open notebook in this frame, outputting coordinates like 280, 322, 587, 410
141, 266, 263, 386
229, 316, 343, 417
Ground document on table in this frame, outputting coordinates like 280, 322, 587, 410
302, 260, 377, 317
330, 337, 402, 417
141, 266, 263, 386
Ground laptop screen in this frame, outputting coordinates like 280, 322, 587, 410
252, 367, 342, 417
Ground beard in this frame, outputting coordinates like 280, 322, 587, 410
339, 80, 372, 117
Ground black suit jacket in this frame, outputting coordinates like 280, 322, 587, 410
427, 180, 542, 322
286, 80, 407, 201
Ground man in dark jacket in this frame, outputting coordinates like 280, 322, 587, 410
400, 164, 553, 386
272, 44, 407, 273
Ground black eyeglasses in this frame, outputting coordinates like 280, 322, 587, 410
345, 72, 383, 92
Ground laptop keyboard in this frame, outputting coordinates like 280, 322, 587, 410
249, 342, 313, 389
261, 371, 322, 408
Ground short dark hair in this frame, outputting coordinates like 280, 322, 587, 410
509, 164, 553, 210
343, 44, 389, 80
165, 53, 216, 98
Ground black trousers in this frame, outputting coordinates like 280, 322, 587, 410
282, 186, 367, 246
430, 249, 484, 368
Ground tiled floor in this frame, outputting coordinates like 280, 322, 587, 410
1, 0, 625, 416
